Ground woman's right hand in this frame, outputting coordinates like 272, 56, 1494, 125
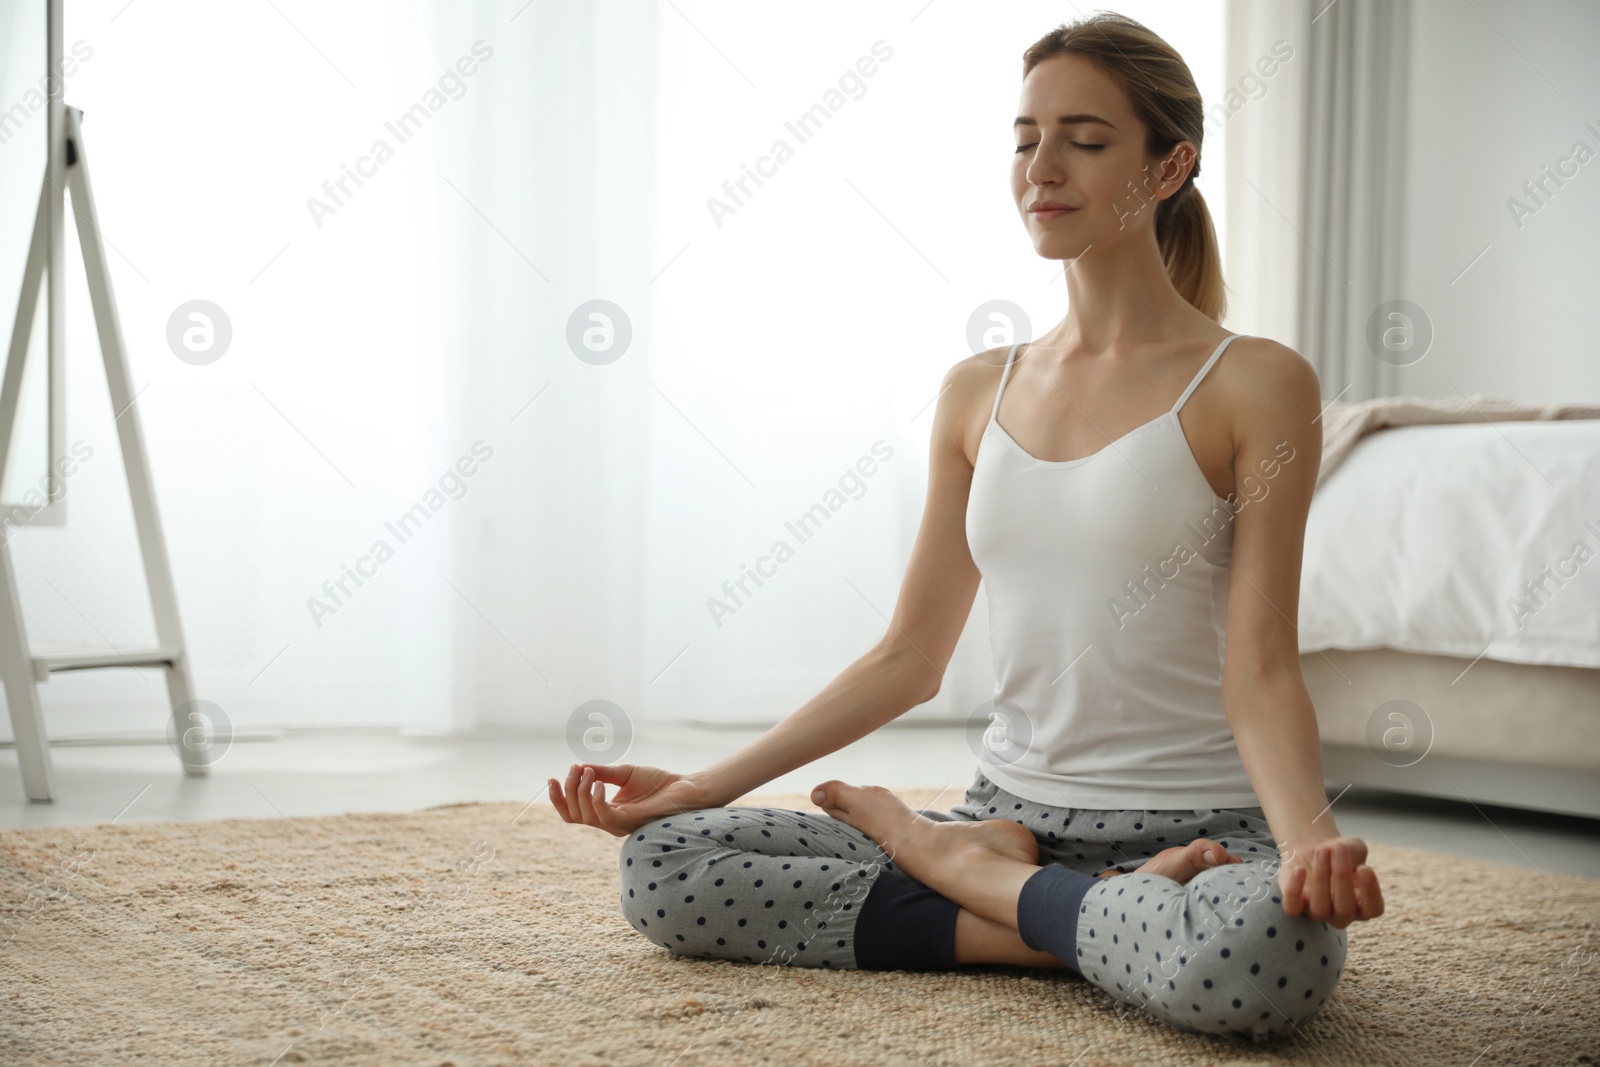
547, 762, 714, 838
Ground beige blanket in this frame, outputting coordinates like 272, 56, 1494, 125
1316, 393, 1600, 487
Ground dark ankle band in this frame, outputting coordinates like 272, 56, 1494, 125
854, 870, 960, 971
1016, 862, 1100, 971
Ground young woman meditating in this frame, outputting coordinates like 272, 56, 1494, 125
548, 11, 1384, 1041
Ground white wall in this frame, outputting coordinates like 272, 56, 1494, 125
1392, 0, 1600, 402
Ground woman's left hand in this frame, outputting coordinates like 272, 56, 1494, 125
1277, 836, 1385, 928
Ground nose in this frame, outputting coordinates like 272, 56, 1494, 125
1023, 140, 1067, 188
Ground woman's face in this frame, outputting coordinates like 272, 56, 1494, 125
1011, 52, 1190, 259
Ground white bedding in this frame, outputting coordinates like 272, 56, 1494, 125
1298, 419, 1600, 670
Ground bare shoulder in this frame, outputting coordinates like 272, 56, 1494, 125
937, 345, 1016, 466
939, 345, 1016, 398
1214, 336, 1323, 485
1217, 335, 1321, 419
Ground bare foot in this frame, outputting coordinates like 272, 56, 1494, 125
810, 781, 1039, 897
1098, 838, 1244, 885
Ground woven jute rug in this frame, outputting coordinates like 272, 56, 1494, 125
1, 787, 1596, 1066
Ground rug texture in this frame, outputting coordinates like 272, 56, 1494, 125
1, 787, 1596, 1067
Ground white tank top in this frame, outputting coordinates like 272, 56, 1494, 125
965, 333, 1261, 810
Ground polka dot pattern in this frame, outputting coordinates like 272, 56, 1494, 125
957, 774, 1350, 1040
616, 767, 1348, 1040
618, 804, 901, 970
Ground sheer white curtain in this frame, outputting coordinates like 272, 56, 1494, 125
7, 0, 457, 738
438, 1, 1227, 733
1221, 0, 1310, 348
1293, 0, 1411, 402
1222, 0, 1413, 400
4, 1, 1225, 745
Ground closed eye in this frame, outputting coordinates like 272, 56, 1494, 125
1014, 142, 1106, 154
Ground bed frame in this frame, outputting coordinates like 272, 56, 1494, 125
1302, 648, 1600, 820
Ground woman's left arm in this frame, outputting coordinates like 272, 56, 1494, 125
1216, 340, 1385, 931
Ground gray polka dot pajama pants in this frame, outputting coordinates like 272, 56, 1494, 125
617, 768, 1347, 1041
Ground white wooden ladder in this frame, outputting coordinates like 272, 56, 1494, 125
0, 106, 200, 803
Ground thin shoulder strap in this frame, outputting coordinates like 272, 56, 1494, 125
990, 342, 1022, 423
1172, 333, 1243, 414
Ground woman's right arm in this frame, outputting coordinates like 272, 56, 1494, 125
553, 354, 992, 829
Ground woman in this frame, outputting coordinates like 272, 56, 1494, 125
549, 11, 1384, 1041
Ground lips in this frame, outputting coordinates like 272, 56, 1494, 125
1030, 204, 1078, 221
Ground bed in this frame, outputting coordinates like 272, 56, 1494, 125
1300, 412, 1600, 819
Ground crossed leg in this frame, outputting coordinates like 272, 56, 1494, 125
812, 781, 1246, 964
813, 780, 1349, 1039
954, 905, 1066, 967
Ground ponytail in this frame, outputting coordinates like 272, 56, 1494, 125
1157, 184, 1226, 322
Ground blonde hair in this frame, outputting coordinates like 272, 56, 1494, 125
1022, 12, 1226, 322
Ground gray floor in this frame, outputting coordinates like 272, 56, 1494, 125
2, 723, 1598, 881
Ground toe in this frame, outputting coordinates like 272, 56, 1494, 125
812, 780, 856, 812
